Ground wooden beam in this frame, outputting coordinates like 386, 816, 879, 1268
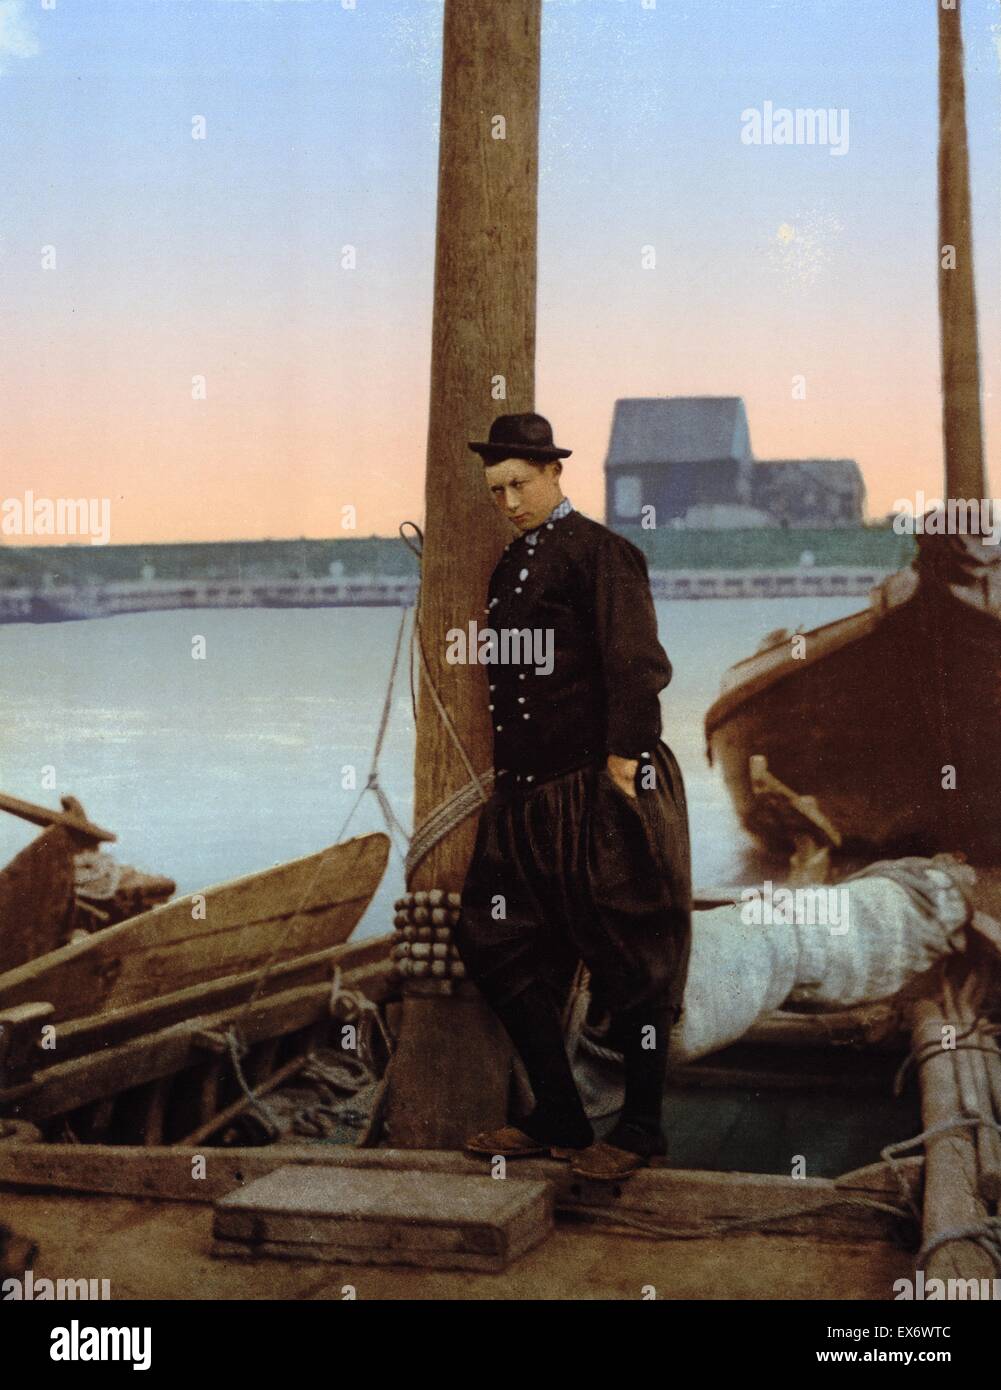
747, 754, 842, 866
0, 790, 114, 843
0, 1143, 907, 1244
0, 834, 388, 1023
669, 1060, 891, 1093
175, 1052, 311, 1148
11, 979, 336, 1121
835, 1156, 923, 1199
0, 829, 78, 975
0, 1003, 55, 1090
910, 995, 994, 1281
383, 0, 543, 1148
411, 0, 541, 883
949, 976, 1001, 1203
141, 1076, 173, 1148
938, 0, 985, 499
48, 935, 393, 1061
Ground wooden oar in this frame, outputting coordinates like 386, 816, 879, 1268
0, 791, 115, 844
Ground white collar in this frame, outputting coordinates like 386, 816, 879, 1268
523, 496, 573, 544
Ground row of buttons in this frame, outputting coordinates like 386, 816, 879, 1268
486, 533, 542, 614
488, 517, 562, 789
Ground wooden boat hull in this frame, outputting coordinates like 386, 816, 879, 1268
0, 832, 390, 1023
705, 572, 1001, 860
0, 835, 391, 1142
1, 934, 395, 1140
0, 826, 79, 974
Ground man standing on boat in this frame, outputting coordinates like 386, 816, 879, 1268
454, 412, 692, 1181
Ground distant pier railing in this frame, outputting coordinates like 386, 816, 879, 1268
0, 567, 893, 624
647, 566, 891, 601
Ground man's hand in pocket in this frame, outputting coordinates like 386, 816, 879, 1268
606, 754, 639, 799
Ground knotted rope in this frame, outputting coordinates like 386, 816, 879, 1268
893, 1017, 1001, 1096
328, 964, 394, 1067
916, 1218, 1001, 1273
225, 1028, 283, 1139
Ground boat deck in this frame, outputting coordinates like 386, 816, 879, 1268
3, 1187, 911, 1300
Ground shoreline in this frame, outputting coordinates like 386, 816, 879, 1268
0, 567, 892, 624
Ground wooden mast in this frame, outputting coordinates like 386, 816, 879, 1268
381, 0, 542, 1148
911, 2, 995, 1286
938, 0, 985, 501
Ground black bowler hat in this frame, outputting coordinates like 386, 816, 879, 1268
468, 412, 572, 463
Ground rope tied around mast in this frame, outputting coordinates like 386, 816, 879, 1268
337, 519, 494, 881
398, 520, 494, 883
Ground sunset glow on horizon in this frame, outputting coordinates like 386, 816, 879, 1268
1, 0, 998, 546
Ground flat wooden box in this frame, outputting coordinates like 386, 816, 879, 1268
212, 1165, 553, 1272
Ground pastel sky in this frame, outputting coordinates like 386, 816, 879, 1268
0, 0, 998, 544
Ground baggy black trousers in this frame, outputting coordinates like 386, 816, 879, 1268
455, 740, 693, 1023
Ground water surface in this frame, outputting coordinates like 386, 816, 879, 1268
0, 597, 864, 937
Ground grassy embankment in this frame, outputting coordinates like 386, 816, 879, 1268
0, 526, 915, 588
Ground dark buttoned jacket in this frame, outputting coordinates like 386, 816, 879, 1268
483, 508, 672, 787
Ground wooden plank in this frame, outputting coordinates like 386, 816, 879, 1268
196, 1059, 223, 1130
691, 888, 740, 909
0, 1003, 55, 1089
212, 1234, 534, 1271
213, 1167, 552, 1272
978, 1023, 1001, 1117
0, 790, 114, 843
0, 833, 389, 1022
12, 978, 341, 1120
246, 1038, 281, 1088
83, 1097, 118, 1145
48, 934, 393, 1060
834, 1157, 923, 1197
670, 1061, 888, 1093
951, 976, 1001, 1203
176, 1053, 310, 1147
141, 1077, 172, 1148
0, 1143, 907, 1243
910, 995, 994, 1281
0, 827, 78, 974
748, 754, 842, 852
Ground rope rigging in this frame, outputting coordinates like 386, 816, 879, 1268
336, 517, 494, 881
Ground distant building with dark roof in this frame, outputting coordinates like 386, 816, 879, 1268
604, 396, 864, 529
750, 459, 865, 527
605, 397, 753, 524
